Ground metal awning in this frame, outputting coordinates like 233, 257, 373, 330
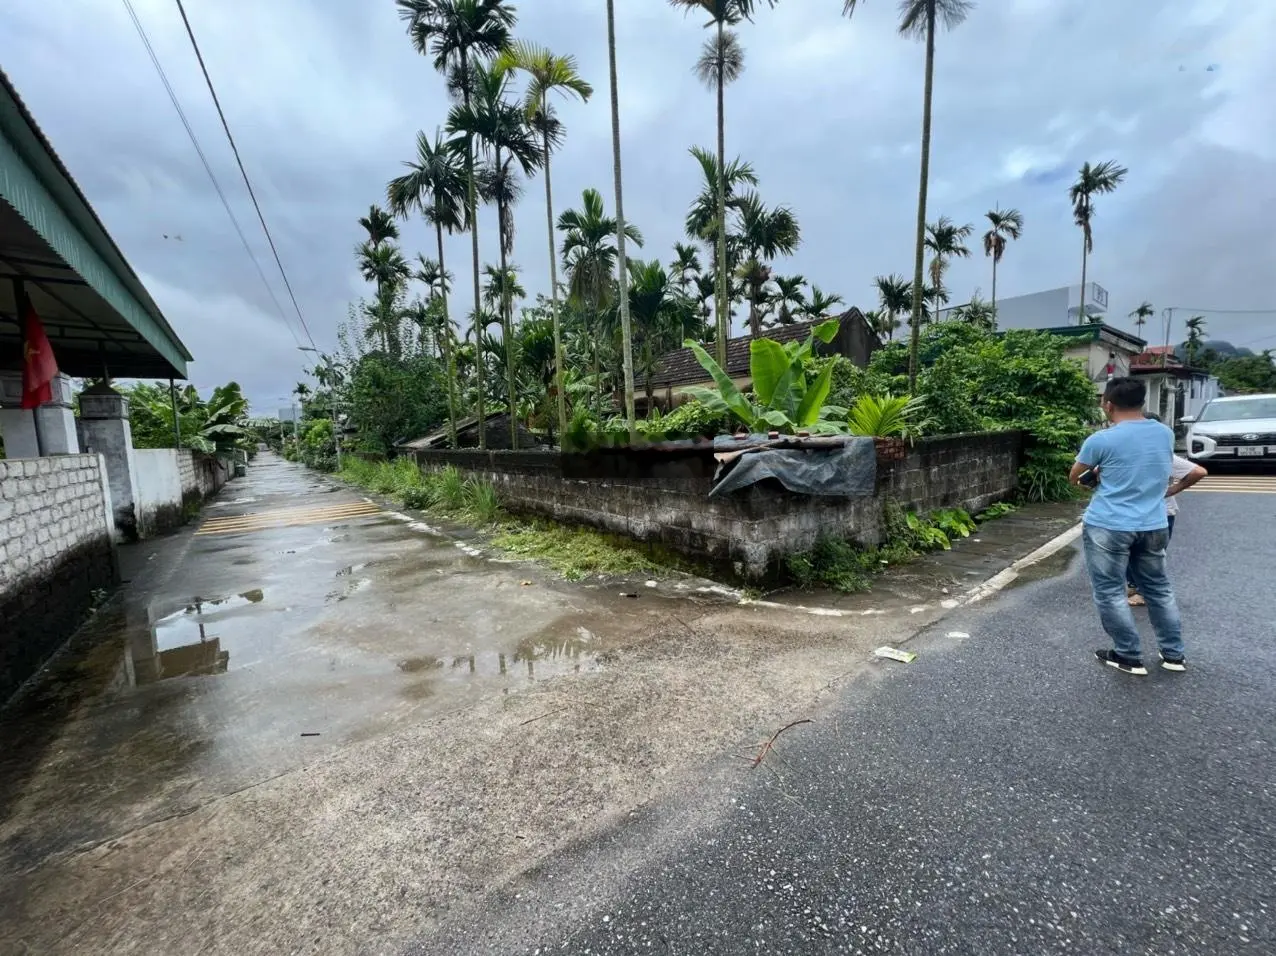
0, 67, 191, 380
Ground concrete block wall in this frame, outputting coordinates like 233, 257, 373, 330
412, 432, 1024, 579
0, 454, 118, 702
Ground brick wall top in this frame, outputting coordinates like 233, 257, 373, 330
0, 454, 111, 599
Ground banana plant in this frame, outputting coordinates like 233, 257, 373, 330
681, 318, 848, 434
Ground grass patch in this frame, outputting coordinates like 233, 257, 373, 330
785, 504, 982, 593
493, 521, 666, 581
338, 457, 687, 582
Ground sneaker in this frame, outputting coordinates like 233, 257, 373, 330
1159, 653, 1187, 673
1095, 649, 1148, 676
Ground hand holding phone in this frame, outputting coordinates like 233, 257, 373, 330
1078, 467, 1100, 489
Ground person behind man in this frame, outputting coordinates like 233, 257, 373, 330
1070, 377, 1185, 675
1127, 412, 1208, 606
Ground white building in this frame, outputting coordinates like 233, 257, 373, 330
939, 283, 1112, 328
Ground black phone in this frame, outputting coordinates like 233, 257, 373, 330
1078, 468, 1099, 489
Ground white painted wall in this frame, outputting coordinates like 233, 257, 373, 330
133, 448, 185, 537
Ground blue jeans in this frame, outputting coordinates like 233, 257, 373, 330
1083, 524, 1184, 661
1126, 514, 1174, 589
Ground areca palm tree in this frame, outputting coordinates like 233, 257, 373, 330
359, 205, 399, 247
798, 284, 844, 319
732, 191, 800, 337
669, 1, 778, 364
1129, 300, 1154, 339
387, 131, 468, 445
1184, 315, 1207, 366
875, 273, 912, 340
494, 42, 593, 440
398, 0, 516, 448
924, 216, 973, 321
558, 187, 643, 416
416, 255, 461, 445
627, 259, 682, 410
982, 206, 1023, 324
1070, 159, 1128, 325
606, 0, 639, 438
356, 240, 411, 355
896, 0, 975, 390
773, 274, 806, 325
449, 63, 542, 447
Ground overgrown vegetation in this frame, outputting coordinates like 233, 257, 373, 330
115, 381, 253, 456
337, 457, 676, 580
786, 501, 1011, 593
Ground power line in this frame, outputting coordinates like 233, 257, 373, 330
1162, 307, 1276, 315
173, 0, 316, 350
119, 0, 304, 351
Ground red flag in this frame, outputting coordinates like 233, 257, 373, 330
21, 303, 59, 410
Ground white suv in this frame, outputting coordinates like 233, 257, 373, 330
1184, 394, 1276, 464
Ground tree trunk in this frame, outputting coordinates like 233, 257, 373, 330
907, 5, 936, 393
748, 289, 761, 338
461, 48, 486, 449
606, 0, 637, 441
542, 98, 568, 443
435, 218, 459, 449
714, 18, 729, 368
990, 256, 998, 330
495, 148, 519, 450
1078, 225, 1088, 326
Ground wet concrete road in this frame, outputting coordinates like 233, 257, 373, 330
0, 453, 698, 884
450, 484, 1276, 955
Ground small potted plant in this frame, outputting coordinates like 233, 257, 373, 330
847, 394, 930, 461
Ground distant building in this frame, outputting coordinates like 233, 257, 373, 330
1029, 324, 1148, 394
399, 412, 544, 451
939, 283, 1112, 329
1129, 349, 1221, 442
647, 308, 879, 410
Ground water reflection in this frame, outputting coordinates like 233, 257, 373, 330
129, 590, 266, 684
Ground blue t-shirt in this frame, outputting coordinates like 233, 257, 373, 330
1076, 419, 1174, 531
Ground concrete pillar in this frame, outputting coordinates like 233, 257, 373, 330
77, 382, 139, 540
0, 372, 80, 457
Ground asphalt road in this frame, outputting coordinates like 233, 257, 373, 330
445, 484, 1276, 956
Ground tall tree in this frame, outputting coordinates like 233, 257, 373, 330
798, 284, 844, 319
606, 0, 639, 438
732, 191, 801, 337
387, 130, 468, 446
1069, 159, 1128, 325
626, 259, 681, 410
895, 0, 975, 390
670, 243, 704, 342
495, 42, 593, 441
875, 273, 912, 340
398, 0, 516, 448
558, 188, 643, 416
1129, 300, 1154, 340
449, 63, 541, 447
1184, 315, 1207, 367
355, 238, 410, 355
924, 216, 973, 320
982, 206, 1023, 325
772, 274, 806, 325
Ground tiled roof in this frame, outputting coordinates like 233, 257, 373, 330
650, 309, 866, 389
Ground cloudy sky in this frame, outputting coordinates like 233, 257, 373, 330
4, 0, 1275, 412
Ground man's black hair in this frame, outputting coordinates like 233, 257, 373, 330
1103, 376, 1147, 410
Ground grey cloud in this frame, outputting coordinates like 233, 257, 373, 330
2, 0, 1272, 410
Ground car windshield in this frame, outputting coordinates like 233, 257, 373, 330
1198, 397, 1276, 422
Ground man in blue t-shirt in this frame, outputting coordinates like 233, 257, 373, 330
1070, 377, 1185, 676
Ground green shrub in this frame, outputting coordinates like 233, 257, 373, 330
464, 478, 502, 524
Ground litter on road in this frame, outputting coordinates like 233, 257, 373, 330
873, 646, 918, 663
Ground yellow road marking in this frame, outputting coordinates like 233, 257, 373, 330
1186, 476, 1276, 495
196, 501, 383, 536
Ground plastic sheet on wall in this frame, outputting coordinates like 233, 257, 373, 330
707, 434, 877, 498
